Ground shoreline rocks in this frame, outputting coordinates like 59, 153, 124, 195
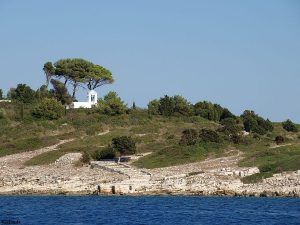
0, 143, 299, 198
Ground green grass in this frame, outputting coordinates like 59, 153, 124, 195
0, 132, 76, 157
0, 136, 58, 157
133, 142, 226, 169
24, 129, 130, 166
239, 143, 300, 183
24, 150, 66, 166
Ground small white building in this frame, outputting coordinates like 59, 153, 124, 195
70, 90, 98, 109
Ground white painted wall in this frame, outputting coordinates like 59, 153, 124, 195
70, 90, 98, 109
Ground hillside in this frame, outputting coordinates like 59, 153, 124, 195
1, 100, 300, 188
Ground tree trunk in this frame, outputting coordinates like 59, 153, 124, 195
72, 82, 77, 100
64, 78, 68, 87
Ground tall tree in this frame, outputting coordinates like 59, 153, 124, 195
43, 62, 55, 88
50, 79, 73, 105
9, 84, 36, 103
86, 65, 114, 90
0, 89, 3, 100
46, 58, 114, 100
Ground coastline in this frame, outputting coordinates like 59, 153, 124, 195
1, 143, 299, 198
0, 189, 299, 197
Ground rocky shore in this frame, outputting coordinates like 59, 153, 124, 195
0, 142, 299, 197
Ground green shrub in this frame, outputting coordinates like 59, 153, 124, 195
282, 119, 298, 132
241, 110, 273, 135
158, 95, 175, 116
275, 136, 284, 145
81, 151, 91, 164
97, 92, 127, 115
112, 136, 136, 155
9, 84, 36, 103
32, 98, 64, 120
179, 129, 198, 145
219, 118, 241, 135
148, 99, 160, 115
230, 134, 242, 144
93, 147, 116, 160
199, 129, 222, 143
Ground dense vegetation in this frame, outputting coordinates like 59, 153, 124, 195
0, 59, 299, 184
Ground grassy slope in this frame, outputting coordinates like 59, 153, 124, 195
1, 103, 300, 183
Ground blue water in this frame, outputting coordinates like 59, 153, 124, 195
0, 196, 299, 225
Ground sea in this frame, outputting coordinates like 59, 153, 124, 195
0, 196, 299, 225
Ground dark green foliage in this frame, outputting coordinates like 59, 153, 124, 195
132, 101, 136, 109
97, 91, 127, 115
148, 100, 160, 115
219, 118, 241, 135
241, 110, 273, 135
50, 79, 73, 105
112, 136, 136, 155
199, 129, 222, 143
9, 84, 36, 103
148, 95, 192, 117
194, 101, 235, 122
36, 85, 52, 99
173, 95, 193, 116
230, 134, 242, 144
81, 151, 91, 164
0, 89, 3, 99
220, 108, 236, 120
93, 147, 116, 160
275, 136, 284, 145
50, 58, 114, 99
179, 129, 198, 145
158, 95, 175, 116
43, 62, 55, 87
282, 119, 298, 132
32, 98, 64, 120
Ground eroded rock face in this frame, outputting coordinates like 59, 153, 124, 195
0, 143, 299, 197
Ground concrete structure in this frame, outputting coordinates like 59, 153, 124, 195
0, 100, 11, 103
70, 90, 98, 109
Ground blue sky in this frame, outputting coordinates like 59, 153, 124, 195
0, 0, 299, 122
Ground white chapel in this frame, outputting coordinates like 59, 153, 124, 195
70, 90, 98, 109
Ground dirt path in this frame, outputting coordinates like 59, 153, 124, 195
269, 143, 292, 149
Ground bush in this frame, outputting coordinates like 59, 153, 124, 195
179, 129, 198, 145
199, 129, 222, 143
93, 147, 116, 160
275, 136, 284, 145
32, 98, 64, 120
230, 134, 242, 144
81, 151, 91, 164
112, 136, 136, 155
194, 101, 235, 122
219, 118, 241, 135
241, 110, 273, 135
158, 95, 175, 116
97, 91, 127, 115
282, 119, 298, 132
9, 84, 36, 103
148, 99, 160, 115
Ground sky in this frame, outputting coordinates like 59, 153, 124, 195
0, 0, 299, 122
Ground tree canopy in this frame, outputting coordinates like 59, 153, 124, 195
9, 84, 36, 103
43, 58, 114, 100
